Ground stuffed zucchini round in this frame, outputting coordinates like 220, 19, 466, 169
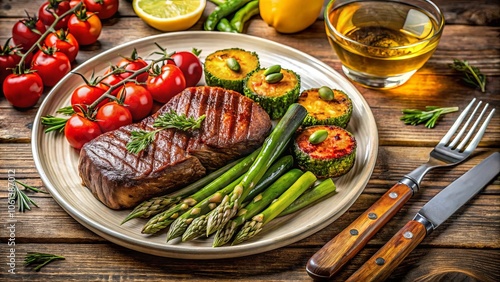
293, 125, 356, 178
204, 48, 260, 93
243, 67, 300, 120
298, 88, 353, 128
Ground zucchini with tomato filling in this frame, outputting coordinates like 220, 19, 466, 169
293, 125, 356, 178
243, 68, 300, 119
298, 88, 353, 128
204, 48, 260, 93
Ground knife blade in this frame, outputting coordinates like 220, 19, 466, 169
345, 152, 500, 282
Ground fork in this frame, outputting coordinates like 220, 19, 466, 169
306, 98, 496, 280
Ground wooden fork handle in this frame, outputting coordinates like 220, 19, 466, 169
345, 220, 427, 282
306, 183, 413, 280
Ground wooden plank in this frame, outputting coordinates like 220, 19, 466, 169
0, 243, 497, 281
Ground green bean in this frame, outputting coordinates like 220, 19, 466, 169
217, 18, 239, 33
204, 0, 252, 31
230, 0, 260, 33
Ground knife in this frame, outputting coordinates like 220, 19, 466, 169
345, 152, 500, 282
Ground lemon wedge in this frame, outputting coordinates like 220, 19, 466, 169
133, 0, 206, 32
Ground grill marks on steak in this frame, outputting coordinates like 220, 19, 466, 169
79, 86, 272, 210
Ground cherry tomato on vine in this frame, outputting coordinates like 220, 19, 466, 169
67, 7, 102, 45
0, 39, 22, 85
117, 82, 153, 121
44, 29, 79, 62
71, 82, 109, 112
69, 0, 82, 8
83, 0, 119, 20
31, 47, 71, 87
38, 0, 71, 30
114, 48, 148, 82
12, 13, 47, 52
95, 101, 133, 132
2, 72, 43, 108
64, 114, 102, 149
101, 70, 124, 96
170, 49, 203, 87
146, 64, 186, 104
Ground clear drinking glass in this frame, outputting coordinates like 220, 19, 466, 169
325, 0, 445, 89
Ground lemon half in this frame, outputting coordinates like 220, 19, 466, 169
133, 0, 206, 32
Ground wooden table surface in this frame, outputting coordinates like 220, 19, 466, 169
1, 0, 499, 281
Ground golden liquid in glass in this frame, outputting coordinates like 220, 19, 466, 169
327, 1, 442, 77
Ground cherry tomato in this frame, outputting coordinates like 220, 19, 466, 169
12, 14, 47, 52
114, 48, 148, 82
38, 0, 71, 30
117, 82, 153, 121
64, 114, 102, 149
83, 0, 119, 20
3, 72, 43, 108
31, 47, 71, 87
71, 83, 108, 112
0, 39, 22, 85
100, 70, 124, 96
146, 64, 186, 104
69, 0, 82, 8
44, 29, 79, 62
67, 8, 102, 45
95, 102, 133, 132
170, 50, 203, 87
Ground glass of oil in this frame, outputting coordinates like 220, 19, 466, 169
325, 0, 445, 89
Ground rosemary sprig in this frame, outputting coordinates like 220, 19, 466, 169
56, 106, 76, 116
11, 181, 48, 212
25, 252, 65, 271
401, 106, 459, 128
126, 110, 206, 154
40, 115, 70, 133
448, 59, 486, 92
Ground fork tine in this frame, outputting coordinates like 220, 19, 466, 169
461, 108, 496, 154
456, 103, 489, 150
449, 101, 483, 148
440, 98, 477, 145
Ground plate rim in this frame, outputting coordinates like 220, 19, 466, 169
32, 31, 378, 259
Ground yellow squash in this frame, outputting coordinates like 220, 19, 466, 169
259, 0, 324, 33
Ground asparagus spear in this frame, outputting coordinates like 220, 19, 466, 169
207, 104, 307, 234
122, 157, 243, 224
141, 148, 260, 234
212, 168, 304, 247
172, 155, 294, 241
166, 174, 244, 241
232, 171, 317, 245
279, 178, 336, 217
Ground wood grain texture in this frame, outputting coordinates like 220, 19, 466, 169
306, 183, 413, 279
0, 0, 499, 281
346, 220, 428, 282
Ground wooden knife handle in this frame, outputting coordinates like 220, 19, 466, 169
346, 220, 427, 282
306, 183, 413, 280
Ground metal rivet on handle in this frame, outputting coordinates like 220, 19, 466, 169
375, 258, 385, 265
404, 231, 414, 239
368, 212, 378, 220
389, 192, 398, 199
350, 229, 359, 236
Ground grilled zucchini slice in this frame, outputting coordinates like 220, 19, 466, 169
243, 68, 300, 119
299, 88, 353, 128
204, 48, 260, 93
293, 125, 356, 178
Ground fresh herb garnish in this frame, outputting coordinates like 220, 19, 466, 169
56, 106, 76, 116
127, 110, 206, 154
401, 106, 459, 128
25, 252, 65, 271
448, 59, 486, 92
41, 115, 70, 133
11, 181, 48, 212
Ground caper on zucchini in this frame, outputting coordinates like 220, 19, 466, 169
243, 68, 300, 120
293, 125, 356, 178
298, 88, 353, 128
204, 48, 260, 93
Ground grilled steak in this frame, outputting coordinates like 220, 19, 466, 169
79, 86, 272, 210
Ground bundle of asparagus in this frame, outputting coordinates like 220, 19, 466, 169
122, 104, 338, 246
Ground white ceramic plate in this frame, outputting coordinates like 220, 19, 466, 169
32, 31, 378, 259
